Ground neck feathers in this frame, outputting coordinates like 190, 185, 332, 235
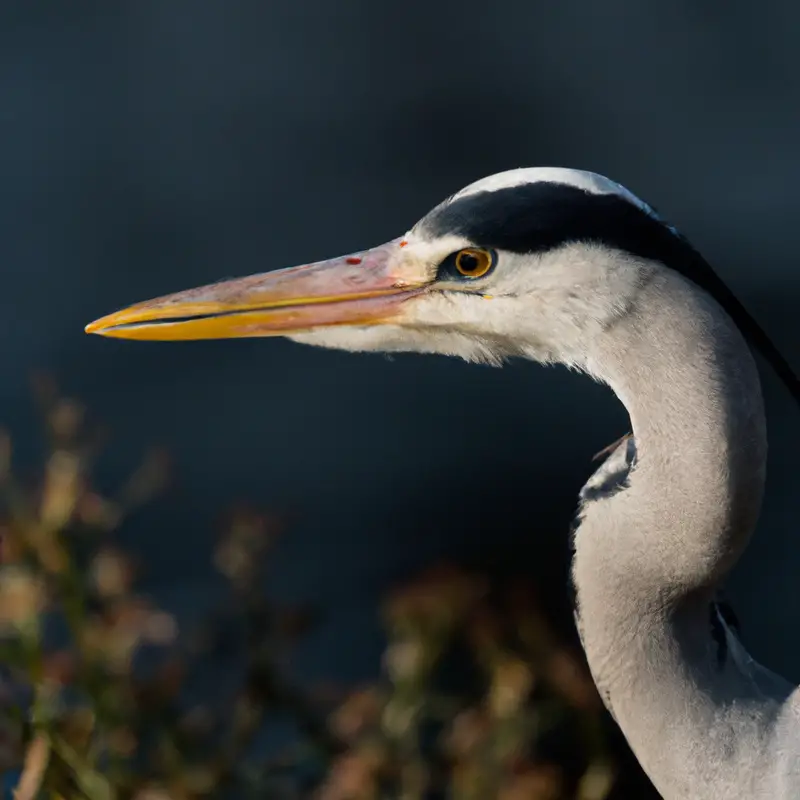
570, 267, 794, 798
577, 266, 766, 595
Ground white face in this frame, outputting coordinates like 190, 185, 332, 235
288, 235, 650, 369
290, 169, 657, 369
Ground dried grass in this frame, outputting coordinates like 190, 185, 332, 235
0, 379, 619, 799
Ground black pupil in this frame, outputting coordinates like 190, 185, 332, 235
459, 252, 480, 273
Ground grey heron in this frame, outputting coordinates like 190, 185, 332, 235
86, 167, 800, 799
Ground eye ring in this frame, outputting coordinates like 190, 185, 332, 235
453, 247, 495, 279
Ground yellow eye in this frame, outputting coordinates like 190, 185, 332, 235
454, 248, 494, 278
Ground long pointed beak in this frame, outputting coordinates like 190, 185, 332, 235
85, 239, 429, 341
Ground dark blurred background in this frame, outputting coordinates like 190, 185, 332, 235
1, 0, 799, 784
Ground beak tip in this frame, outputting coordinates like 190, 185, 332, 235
84, 319, 106, 335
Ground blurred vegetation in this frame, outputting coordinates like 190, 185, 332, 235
0, 380, 620, 799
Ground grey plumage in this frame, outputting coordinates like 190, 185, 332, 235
569, 262, 799, 798
581, 434, 738, 669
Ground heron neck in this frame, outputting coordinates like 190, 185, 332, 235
571, 268, 781, 797
579, 267, 767, 596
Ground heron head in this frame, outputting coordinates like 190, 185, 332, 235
85, 168, 692, 368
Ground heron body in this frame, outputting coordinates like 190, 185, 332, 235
87, 167, 800, 799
